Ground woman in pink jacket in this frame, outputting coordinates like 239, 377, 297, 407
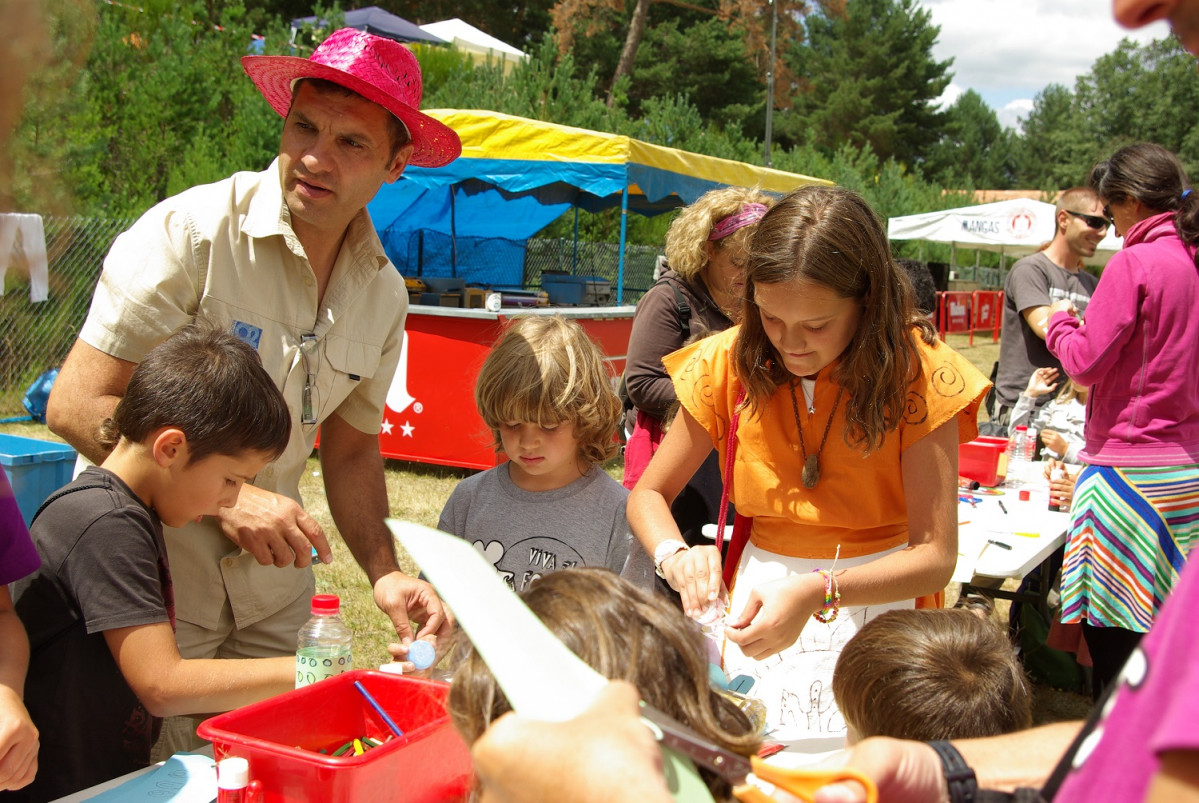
1046, 142, 1199, 700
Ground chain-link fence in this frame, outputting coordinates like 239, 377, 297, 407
0, 216, 135, 419
0, 217, 660, 419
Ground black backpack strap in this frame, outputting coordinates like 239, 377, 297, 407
661, 278, 692, 333
30, 481, 109, 526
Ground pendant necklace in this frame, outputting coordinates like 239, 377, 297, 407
800, 377, 816, 414
788, 379, 843, 490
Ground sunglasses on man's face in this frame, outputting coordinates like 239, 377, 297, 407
1065, 210, 1110, 230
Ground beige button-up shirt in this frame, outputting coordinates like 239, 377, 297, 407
81, 159, 407, 631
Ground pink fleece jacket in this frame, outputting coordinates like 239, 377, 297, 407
1046, 211, 1199, 467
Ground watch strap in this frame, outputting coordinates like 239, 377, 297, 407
928, 740, 978, 803
653, 539, 688, 578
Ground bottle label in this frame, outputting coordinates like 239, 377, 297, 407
296, 647, 352, 688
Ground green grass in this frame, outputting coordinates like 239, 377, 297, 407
1, 332, 1090, 722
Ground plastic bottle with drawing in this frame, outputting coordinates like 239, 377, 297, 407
295, 594, 352, 689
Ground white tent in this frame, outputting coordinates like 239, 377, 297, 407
888, 199, 1121, 268
419, 18, 528, 70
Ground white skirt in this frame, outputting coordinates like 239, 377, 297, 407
722, 541, 913, 753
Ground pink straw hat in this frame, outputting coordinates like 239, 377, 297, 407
242, 28, 461, 168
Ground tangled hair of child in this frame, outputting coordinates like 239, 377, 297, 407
474, 315, 623, 466
832, 608, 1033, 743
448, 567, 761, 800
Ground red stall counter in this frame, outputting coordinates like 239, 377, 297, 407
378, 304, 634, 470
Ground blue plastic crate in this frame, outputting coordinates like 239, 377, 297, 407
0, 434, 77, 527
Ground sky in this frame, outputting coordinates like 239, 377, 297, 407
915, 0, 1173, 130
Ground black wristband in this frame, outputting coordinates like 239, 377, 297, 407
928, 740, 978, 803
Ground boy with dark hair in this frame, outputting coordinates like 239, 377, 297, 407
9, 324, 296, 800
832, 608, 1032, 743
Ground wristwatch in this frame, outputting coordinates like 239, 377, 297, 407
653, 539, 689, 578
927, 740, 978, 803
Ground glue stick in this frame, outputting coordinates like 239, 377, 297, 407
377, 640, 437, 676
217, 757, 263, 803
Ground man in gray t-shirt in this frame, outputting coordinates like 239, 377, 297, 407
993, 188, 1105, 429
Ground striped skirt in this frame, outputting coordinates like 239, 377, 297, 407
1060, 463, 1199, 632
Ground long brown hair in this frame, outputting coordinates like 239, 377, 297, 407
448, 568, 760, 800
734, 186, 936, 451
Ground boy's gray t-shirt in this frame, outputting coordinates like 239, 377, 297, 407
438, 463, 653, 592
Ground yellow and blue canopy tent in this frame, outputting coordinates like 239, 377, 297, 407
367, 109, 830, 302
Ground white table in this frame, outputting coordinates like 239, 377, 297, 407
955, 479, 1071, 615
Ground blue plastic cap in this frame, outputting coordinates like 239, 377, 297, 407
408, 640, 436, 670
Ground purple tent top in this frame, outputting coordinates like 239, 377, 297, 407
292, 6, 447, 46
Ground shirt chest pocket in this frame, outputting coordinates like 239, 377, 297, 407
321, 336, 382, 406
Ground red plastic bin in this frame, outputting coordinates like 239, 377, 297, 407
197, 670, 472, 802
959, 436, 1009, 487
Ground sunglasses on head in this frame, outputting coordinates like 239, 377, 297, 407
1065, 209, 1110, 230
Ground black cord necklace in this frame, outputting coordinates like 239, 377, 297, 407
788, 380, 843, 489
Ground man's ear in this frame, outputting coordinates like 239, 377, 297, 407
151, 427, 188, 467
385, 143, 415, 183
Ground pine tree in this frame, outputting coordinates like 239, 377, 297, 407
783, 0, 951, 167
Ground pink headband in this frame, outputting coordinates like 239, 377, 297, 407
709, 203, 768, 241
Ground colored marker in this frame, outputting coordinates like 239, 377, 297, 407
354, 680, 404, 738
998, 500, 1009, 514
987, 539, 1012, 550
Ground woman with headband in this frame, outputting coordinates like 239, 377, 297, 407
621, 187, 774, 597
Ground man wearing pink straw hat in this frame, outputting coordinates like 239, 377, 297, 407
46, 28, 461, 747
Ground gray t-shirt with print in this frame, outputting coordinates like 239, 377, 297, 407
438, 463, 654, 592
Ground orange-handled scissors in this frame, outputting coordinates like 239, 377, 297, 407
640, 705, 877, 803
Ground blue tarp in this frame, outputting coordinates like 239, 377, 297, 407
367, 110, 832, 294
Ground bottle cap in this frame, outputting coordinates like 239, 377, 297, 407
408, 640, 436, 670
1019, 489, 1031, 501
311, 594, 340, 615
217, 756, 250, 790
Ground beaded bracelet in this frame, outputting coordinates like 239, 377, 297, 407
811, 568, 840, 623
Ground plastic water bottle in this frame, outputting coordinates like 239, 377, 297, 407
296, 594, 352, 688
1048, 465, 1067, 512
1007, 426, 1030, 488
